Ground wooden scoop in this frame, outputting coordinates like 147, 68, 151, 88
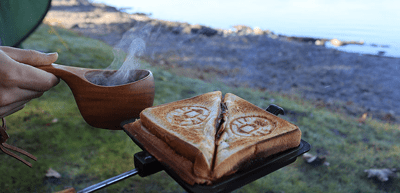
38, 64, 155, 130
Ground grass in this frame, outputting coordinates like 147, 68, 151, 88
0, 24, 399, 192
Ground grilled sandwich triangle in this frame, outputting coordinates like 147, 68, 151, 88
139, 91, 222, 179
125, 91, 301, 185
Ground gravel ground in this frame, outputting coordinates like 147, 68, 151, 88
45, 0, 400, 122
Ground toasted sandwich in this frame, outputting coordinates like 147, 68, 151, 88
140, 91, 222, 179
213, 93, 301, 179
123, 91, 301, 185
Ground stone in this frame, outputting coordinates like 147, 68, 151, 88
253, 27, 264, 35
198, 26, 218, 37
45, 168, 61, 178
330, 38, 344, 46
364, 168, 397, 182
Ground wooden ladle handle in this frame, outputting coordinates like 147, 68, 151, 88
37, 64, 90, 82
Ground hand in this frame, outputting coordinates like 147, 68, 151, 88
0, 46, 60, 118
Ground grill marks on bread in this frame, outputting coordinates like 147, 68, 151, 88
134, 91, 301, 184
140, 91, 222, 179
212, 93, 301, 179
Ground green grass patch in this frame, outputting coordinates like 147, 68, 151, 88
0, 24, 398, 192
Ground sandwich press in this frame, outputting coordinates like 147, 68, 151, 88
77, 104, 311, 193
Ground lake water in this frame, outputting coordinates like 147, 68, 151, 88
95, 0, 400, 58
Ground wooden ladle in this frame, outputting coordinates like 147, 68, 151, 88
37, 64, 155, 130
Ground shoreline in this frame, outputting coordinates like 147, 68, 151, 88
47, 0, 385, 56
96, 0, 398, 59
45, 0, 400, 123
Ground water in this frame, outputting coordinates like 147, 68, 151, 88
94, 0, 400, 58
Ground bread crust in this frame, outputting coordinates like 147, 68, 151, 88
213, 129, 301, 179
124, 120, 211, 185
140, 91, 222, 179
212, 93, 301, 179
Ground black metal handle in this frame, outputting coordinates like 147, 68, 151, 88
77, 169, 139, 193
266, 104, 285, 116
134, 151, 164, 177
77, 151, 163, 193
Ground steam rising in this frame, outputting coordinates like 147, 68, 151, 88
87, 25, 152, 86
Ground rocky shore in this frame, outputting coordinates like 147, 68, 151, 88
45, 0, 400, 123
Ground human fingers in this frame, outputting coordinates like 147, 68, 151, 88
0, 86, 44, 107
15, 63, 60, 92
0, 46, 58, 66
0, 49, 60, 92
0, 100, 29, 118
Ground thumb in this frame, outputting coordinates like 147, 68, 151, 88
0, 46, 58, 66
